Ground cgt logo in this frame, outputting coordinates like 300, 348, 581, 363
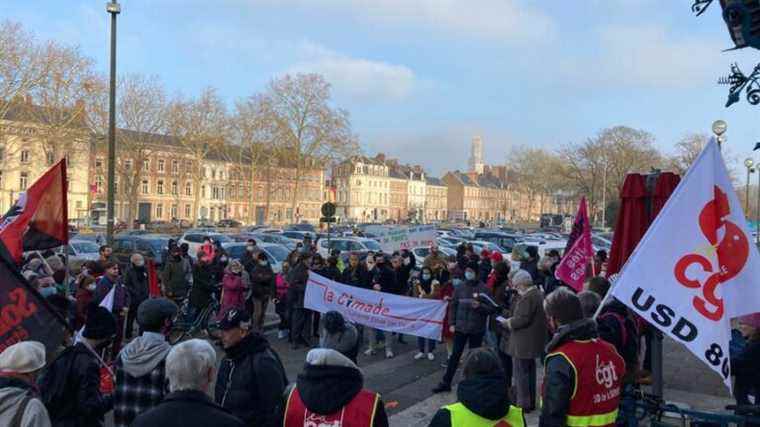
595, 354, 618, 388
674, 186, 749, 321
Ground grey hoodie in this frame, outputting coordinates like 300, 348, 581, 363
0, 382, 51, 427
119, 332, 171, 377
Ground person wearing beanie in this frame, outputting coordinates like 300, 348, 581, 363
113, 298, 178, 427
280, 348, 388, 427
519, 246, 541, 284
731, 313, 760, 405
429, 348, 525, 427
0, 341, 51, 427
41, 305, 115, 427
319, 311, 360, 363
433, 266, 491, 394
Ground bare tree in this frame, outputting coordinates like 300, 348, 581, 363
506, 146, 567, 215
167, 87, 228, 224
265, 74, 358, 219
0, 21, 45, 135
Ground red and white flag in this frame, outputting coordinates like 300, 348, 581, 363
610, 138, 760, 389
555, 197, 593, 291
0, 159, 69, 264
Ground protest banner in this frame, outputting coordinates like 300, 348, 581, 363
376, 225, 436, 253
304, 272, 448, 340
608, 138, 760, 390
555, 197, 593, 291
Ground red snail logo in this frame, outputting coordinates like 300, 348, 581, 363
673, 186, 749, 321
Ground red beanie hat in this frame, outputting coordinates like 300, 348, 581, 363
490, 252, 503, 263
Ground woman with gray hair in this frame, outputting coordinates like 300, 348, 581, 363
496, 269, 546, 413
131, 339, 244, 427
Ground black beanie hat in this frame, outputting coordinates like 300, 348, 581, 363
83, 304, 117, 340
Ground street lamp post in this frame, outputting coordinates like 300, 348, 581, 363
106, 1, 120, 244
745, 158, 755, 214
712, 120, 728, 149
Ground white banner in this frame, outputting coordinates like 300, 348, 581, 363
304, 272, 448, 340
610, 138, 760, 390
376, 225, 437, 253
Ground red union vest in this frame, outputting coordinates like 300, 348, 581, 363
544, 339, 625, 427
283, 386, 379, 427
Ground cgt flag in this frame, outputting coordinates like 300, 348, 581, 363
555, 196, 593, 291
0, 256, 67, 354
0, 159, 69, 264
609, 138, 760, 390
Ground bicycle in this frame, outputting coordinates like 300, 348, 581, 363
168, 287, 221, 345
624, 389, 760, 427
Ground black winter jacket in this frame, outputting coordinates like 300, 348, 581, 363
123, 265, 149, 305
190, 264, 216, 310
428, 375, 518, 427
340, 264, 370, 289
597, 300, 639, 381
286, 260, 309, 308
450, 280, 491, 335
372, 264, 398, 294
132, 390, 245, 427
41, 343, 113, 427
731, 337, 760, 403
250, 263, 275, 299
539, 319, 599, 427
215, 333, 288, 427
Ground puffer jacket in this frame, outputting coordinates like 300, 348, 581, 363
215, 333, 288, 427
450, 279, 491, 335
41, 343, 112, 427
428, 374, 518, 427
161, 258, 189, 299
286, 260, 309, 308
250, 262, 275, 299
219, 271, 249, 318
540, 319, 607, 427
279, 349, 388, 427
0, 376, 51, 427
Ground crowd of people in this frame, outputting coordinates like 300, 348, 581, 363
0, 234, 758, 427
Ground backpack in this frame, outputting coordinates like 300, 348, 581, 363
38, 346, 77, 419
598, 309, 639, 368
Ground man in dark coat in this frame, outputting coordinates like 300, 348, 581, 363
215, 309, 288, 427
279, 349, 388, 426
122, 253, 149, 339
190, 257, 216, 316
249, 252, 276, 332
340, 253, 370, 289
41, 306, 116, 427
131, 339, 244, 427
519, 246, 541, 284
287, 250, 312, 349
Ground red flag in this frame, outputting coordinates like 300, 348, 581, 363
555, 197, 593, 291
147, 259, 161, 298
0, 159, 69, 264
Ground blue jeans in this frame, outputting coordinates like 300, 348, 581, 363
417, 337, 436, 353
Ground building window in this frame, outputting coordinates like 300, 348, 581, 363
20, 150, 30, 163
76, 200, 82, 209
171, 160, 179, 175
184, 204, 191, 218
185, 181, 192, 196
171, 204, 177, 218
19, 172, 28, 190
96, 175, 104, 194
157, 180, 164, 195
219, 171, 224, 180
46, 152, 55, 165
0, 146, 5, 161
124, 159, 132, 170
211, 169, 216, 179
143, 159, 149, 171
156, 204, 163, 219
171, 181, 178, 195
158, 159, 165, 172
201, 185, 206, 198
141, 180, 149, 194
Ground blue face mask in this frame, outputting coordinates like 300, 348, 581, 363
465, 271, 476, 281
452, 278, 463, 288
40, 287, 57, 297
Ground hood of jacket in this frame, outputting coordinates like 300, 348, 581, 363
456, 375, 510, 420
0, 377, 32, 418
120, 332, 171, 377
296, 349, 363, 415
225, 331, 270, 361
546, 318, 598, 353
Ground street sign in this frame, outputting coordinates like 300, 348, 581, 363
320, 216, 337, 223
321, 202, 336, 218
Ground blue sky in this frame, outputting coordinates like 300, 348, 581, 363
3, 0, 759, 176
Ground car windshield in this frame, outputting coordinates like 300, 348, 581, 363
226, 245, 246, 259
264, 245, 289, 262
71, 241, 99, 253
211, 234, 232, 243
145, 239, 169, 252
363, 240, 382, 251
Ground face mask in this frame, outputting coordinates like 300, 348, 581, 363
220, 256, 228, 263
246, 246, 255, 252
422, 273, 431, 280
259, 260, 268, 266
452, 278, 463, 288
403, 258, 411, 266
40, 287, 57, 297
134, 261, 145, 268
366, 261, 375, 268
86, 284, 96, 292
465, 271, 475, 281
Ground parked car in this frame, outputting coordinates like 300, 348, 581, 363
217, 219, 243, 228
65, 239, 101, 273
410, 245, 456, 261
281, 230, 317, 242
112, 234, 174, 269
473, 231, 520, 253
178, 232, 233, 257
469, 240, 511, 259
250, 232, 298, 251
316, 237, 383, 257
146, 220, 180, 234
223, 242, 289, 273
287, 223, 316, 233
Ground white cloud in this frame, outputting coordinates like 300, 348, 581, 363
288, 42, 416, 102
253, 0, 554, 42
559, 25, 724, 89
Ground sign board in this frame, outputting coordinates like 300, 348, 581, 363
375, 225, 436, 253
321, 202, 336, 218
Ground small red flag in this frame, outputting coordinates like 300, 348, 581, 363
555, 197, 593, 291
147, 259, 161, 298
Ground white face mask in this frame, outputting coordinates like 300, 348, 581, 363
259, 260, 268, 266
134, 260, 145, 268
86, 284, 96, 292
246, 246, 255, 252
403, 258, 411, 266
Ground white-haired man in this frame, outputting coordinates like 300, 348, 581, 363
0, 341, 51, 427
131, 339, 244, 427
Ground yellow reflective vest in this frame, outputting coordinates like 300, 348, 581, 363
443, 402, 526, 427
